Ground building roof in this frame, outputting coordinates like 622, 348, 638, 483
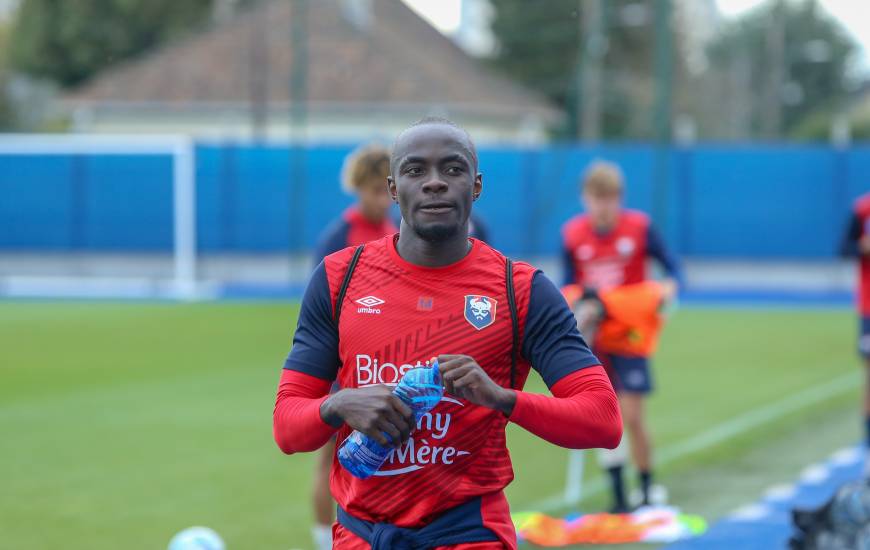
65, 0, 558, 122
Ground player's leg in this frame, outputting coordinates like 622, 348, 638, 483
612, 355, 656, 507
599, 434, 630, 513
311, 438, 335, 550
620, 393, 650, 468
597, 354, 630, 512
619, 391, 655, 505
859, 317, 870, 474
864, 358, 870, 447
863, 359, 870, 477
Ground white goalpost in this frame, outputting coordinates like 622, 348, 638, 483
564, 449, 586, 507
0, 134, 204, 300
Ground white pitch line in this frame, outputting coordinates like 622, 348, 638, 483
726, 445, 863, 521
730, 503, 772, 522
763, 484, 797, 502
830, 446, 862, 466
525, 369, 860, 512
800, 464, 831, 485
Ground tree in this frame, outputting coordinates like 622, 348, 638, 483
487, 0, 675, 139
487, 0, 580, 119
705, 0, 857, 139
789, 98, 870, 142
0, 22, 14, 129
8, 0, 215, 88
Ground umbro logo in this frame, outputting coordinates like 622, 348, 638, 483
355, 295, 384, 314
356, 296, 385, 307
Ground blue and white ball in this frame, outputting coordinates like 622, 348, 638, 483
168, 526, 225, 550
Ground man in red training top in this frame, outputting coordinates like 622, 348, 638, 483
310, 144, 397, 550
562, 161, 680, 512
841, 192, 870, 473
274, 117, 622, 549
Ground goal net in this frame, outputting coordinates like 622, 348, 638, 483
0, 134, 205, 300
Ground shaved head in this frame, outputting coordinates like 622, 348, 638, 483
390, 116, 478, 176
387, 116, 483, 246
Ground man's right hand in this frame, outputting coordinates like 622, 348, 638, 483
319, 385, 415, 447
859, 235, 870, 255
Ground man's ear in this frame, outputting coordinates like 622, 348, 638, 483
387, 176, 398, 202
472, 173, 483, 201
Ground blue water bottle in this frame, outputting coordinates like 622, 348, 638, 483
337, 362, 443, 479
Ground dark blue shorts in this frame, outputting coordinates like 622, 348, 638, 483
602, 354, 653, 395
859, 317, 870, 358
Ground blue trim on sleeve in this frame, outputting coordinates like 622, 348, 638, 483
313, 218, 351, 266
522, 271, 600, 388
283, 262, 341, 381
646, 225, 682, 284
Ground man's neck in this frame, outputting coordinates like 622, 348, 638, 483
352, 205, 381, 225
359, 211, 383, 225
396, 222, 471, 267
592, 218, 617, 235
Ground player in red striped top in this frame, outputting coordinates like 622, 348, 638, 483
309, 144, 398, 550
314, 144, 398, 264
274, 117, 622, 549
561, 161, 680, 512
840, 192, 870, 471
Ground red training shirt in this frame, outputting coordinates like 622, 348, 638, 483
275, 234, 621, 548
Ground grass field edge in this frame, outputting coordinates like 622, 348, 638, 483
522, 369, 862, 513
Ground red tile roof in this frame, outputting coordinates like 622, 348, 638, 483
65, 0, 558, 121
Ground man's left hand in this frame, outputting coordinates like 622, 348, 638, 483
437, 354, 516, 416
660, 278, 679, 304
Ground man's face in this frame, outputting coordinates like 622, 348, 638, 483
356, 178, 392, 223
389, 124, 482, 243
582, 190, 622, 231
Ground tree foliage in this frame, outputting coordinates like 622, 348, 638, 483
8, 0, 215, 87
0, 22, 14, 129
706, 0, 857, 138
488, 0, 668, 139
489, 0, 860, 140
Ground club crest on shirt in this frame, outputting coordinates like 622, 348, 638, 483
616, 237, 636, 257
576, 244, 595, 261
464, 295, 497, 330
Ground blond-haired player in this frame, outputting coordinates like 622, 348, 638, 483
309, 144, 397, 550
561, 160, 680, 512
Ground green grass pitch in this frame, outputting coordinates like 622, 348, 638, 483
0, 302, 861, 549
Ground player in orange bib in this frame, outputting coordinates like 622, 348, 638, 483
561, 161, 681, 512
563, 282, 666, 361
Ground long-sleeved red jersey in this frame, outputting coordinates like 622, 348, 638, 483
274, 235, 621, 548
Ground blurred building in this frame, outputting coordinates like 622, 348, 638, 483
62, 0, 559, 144
0, 0, 18, 21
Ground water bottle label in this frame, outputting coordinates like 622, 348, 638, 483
339, 364, 448, 479
348, 439, 389, 470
